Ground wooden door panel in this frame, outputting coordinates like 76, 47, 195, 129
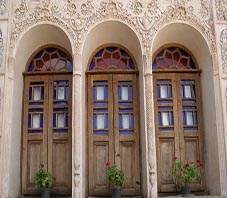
26, 141, 43, 193
185, 138, 199, 163
93, 142, 110, 193
120, 142, 134, 187
51, 141, 70, 193
158, 139, 175, 192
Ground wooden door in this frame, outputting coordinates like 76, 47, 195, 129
88, 74, 140, 196
22, 74, 72, 195
153, 73, 204, 192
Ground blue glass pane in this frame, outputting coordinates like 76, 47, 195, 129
120, 49, 127, 56
90, 60, 95, 70
54, 101, 67, 105
93, 115, 96, 129
120, 130, 134, 135
105, 87, 108, 100
159, 127, 173, 131
158, 112, 161, 126
29, 109, 43, 112
59, 50, 67, 58
66, 113, 68, 127
28, 130, 42, 133
66, 87, 69, 99
28, 114, 31, 128
41, 87, 44, 100
35, 51, 43, 58
40, 114, 43, 128
119, 114, 122, 128
29, 87, 32, 100
53, 114, 56, 127
54, 129, 67, 133
28, 62, 34, 72
96, 49, 104, 57
54, 87, 56, 99
107, 47, 117, 52
94, 130, 108, 135
106, 114, 108, 128
67, 60, 73, 70
30, 102, 43, 105
46, 48, 56, 53
129, 59, 135, 69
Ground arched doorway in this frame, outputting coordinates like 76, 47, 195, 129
22, 46, 73, 195
152, 45, 205, 193
87, 45, 141, 197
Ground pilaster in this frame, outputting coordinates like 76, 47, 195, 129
72, 52, 83, 198
143, 54, 158, 198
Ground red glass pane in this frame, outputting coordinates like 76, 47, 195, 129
103, 51, 111, 59
43, 53, 50, 62
179, 57, 189, 68
156, 58, 168, 68
173, 51, 180, 65
112, 51, 120, 59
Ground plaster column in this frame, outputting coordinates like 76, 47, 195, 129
72, 53, 83, 198
0, 56, 14, 197
143, 54, 158, 198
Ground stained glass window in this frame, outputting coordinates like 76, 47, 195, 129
28, 47, 73, 72
89, 46, 135, 71
153, 47, 196, 70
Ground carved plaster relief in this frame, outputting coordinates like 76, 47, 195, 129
220, 28, 227, 74
0, 0, 8, 17
10, 0, 215, 55
215, 0, 227, 21
0, 29, 3, 68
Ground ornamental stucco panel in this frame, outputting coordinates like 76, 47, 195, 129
0, 0, 8, 18
0, 22, 8, 70
220, 28, 227, 74
10, 0, 215, 56
215, 0, 227, 21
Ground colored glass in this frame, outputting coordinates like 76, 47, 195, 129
153, 47, 196, 70
28, 48, 72, 72
89, 47, 135, 70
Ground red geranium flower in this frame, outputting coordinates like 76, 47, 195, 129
190, 161, 194, 164
173, 156, 177, 161
185, 163, 189, 168
106, 161, 110, 167
40, 163, 44, 168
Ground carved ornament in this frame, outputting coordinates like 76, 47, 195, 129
10, 0, 215, 55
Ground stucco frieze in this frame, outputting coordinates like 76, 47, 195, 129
10, 0, 215, 56
215, 0, 227, 21
220, 28, 227, 74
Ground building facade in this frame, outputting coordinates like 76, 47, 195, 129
0, 0, 227, 197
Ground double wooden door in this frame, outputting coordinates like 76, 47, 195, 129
88, 74, 140, 196
153, 73, 204, 192
22, 74, 72, 195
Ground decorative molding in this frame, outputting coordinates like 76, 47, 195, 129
0, 0, 7, 16
10, 0, 215, 56
215, 0, 227, 21
0, 29, 4, 68
220, 28, 227, 74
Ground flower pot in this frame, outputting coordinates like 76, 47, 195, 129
40, 188, 50, 198
112, 186, 121, 198
181, 186, 190, 197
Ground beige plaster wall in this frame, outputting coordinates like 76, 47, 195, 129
81, 20, 147, 197
152, 22, 220, 195
9, 23, 72, 197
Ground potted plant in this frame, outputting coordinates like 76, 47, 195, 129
173, 157, 203, 197
106, 161, 124, 198
34, 164, 52, 198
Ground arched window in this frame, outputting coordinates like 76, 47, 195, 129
153, 46, 204, 193
22, 46, 72, 195
89, 46, 135, 71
